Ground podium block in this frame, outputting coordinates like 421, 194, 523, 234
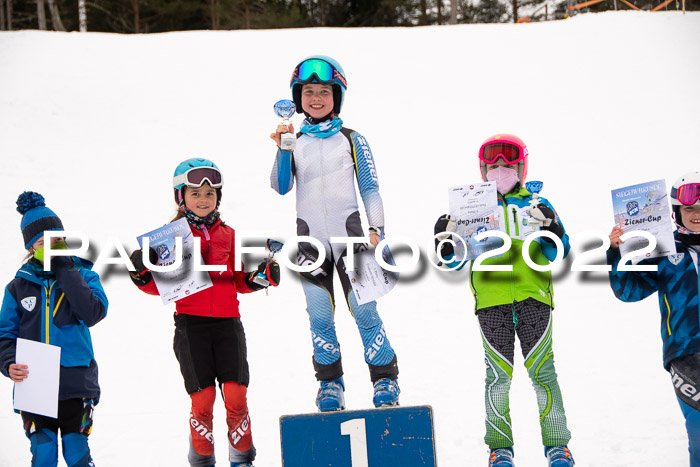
280, 405, 436, 467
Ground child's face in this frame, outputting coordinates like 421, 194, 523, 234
184, 184, 218, 218
30, 235, 64, 251
680, 204, 700, 232
485, 159, 511, 172
301, 83, 334, 119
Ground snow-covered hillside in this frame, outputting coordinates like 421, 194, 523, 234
0, 10, 699, 466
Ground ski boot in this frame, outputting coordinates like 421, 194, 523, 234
372, 378, 400, 407
545, 446, 575, 466
316, 377, 345, 412
489, 447, 515, 467
231, 463, 254, 467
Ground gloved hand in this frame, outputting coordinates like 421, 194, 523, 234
434, 214, 457, 259
529, 203, 564, 238
34, 243, 73, 272
33, 242, 68, 263
129, 248, 158, 286
130, 248, 159, 274
247, 260, 281, 290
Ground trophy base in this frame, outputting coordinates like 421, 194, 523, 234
281, 133, 296, 151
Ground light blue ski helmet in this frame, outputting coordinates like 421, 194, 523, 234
290, 55, 347, 116
172, 158, 223, 206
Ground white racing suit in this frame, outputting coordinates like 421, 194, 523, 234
270, 126, 398, 382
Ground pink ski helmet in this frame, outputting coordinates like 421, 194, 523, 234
478, 134, 529, 184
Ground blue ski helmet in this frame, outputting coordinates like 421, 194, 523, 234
290, 55, 347, 116
172, 158, 223, 206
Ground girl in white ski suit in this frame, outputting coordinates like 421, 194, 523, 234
270, 55, 399, 410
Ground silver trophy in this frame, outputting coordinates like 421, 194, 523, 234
274, 99, 296, 151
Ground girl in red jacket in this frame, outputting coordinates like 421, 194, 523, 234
129, 158, 279, 467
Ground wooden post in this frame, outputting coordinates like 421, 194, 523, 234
450, 0, 457, 24
6, 0, 12, 30
133, 0, 139, 33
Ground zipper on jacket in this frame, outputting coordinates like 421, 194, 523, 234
664, 293, 672, 336
319, 138, 329, 232
54, 293, 65, 317
44, 281, 56, 344
496, 197, 517, 303
505, 200, 517, 301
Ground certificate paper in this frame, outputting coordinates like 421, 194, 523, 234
448, 182, 501, 260
611, 179, 676, 259
137, 218, 213, 304
348, 246, 398, 306
13, 338, 61, 418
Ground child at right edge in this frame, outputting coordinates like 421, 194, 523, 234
434, 134, 574, 467
607, 171, 700, 467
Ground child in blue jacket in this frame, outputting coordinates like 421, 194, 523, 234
607, 172, 700, 466
0, 192, 108, 467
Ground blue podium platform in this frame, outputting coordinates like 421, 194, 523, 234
280, 405, 436, 467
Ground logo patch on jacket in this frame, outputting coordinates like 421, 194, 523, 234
668, 253, 684, 266
21, 297, 37, 312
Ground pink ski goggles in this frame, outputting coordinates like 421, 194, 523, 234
479, 142, 528, 164
673, 183, 700, 205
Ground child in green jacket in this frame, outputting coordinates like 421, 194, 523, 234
434, 134, 574, 467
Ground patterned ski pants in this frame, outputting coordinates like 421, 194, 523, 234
298, 238, 398, 383
477, 298, 571, 449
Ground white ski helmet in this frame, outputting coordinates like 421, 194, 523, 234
670, 171, 700, 229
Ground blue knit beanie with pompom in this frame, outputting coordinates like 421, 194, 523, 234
16, 192, 64, 249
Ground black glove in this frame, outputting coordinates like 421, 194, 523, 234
50, 255, 74, 272
529, 203, 564, 239
262, 261, 280, 287
246, 260, 281, 290
434, 214, 456, 260
129, 248, 158, 286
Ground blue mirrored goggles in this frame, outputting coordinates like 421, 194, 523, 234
293, 59, 347, 88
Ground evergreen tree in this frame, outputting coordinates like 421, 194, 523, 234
459, 0, 507, 22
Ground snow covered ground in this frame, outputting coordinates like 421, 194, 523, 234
0, 10, 699, 466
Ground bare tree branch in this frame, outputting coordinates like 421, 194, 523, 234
46, 0, 65, 30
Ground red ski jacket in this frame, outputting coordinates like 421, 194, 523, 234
137, 219, 254, 317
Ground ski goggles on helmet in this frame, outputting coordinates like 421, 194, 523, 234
173, 167, 223, 189
479, 142, 527, 164
293, 59, 347, 88
672, 183, 700, 205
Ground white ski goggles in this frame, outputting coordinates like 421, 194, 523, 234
173, 167, 223, 189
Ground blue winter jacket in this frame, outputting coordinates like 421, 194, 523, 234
607, 233, 700, 370
0, 257, 108, 401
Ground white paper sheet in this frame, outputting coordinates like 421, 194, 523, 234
13, 338, 61, 418
611, 179, 676, 259
137, 218, 213, 305
448, 182, 502, 260
348, 247, 398, 306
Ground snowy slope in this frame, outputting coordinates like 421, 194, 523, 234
0, 10, 699, 466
